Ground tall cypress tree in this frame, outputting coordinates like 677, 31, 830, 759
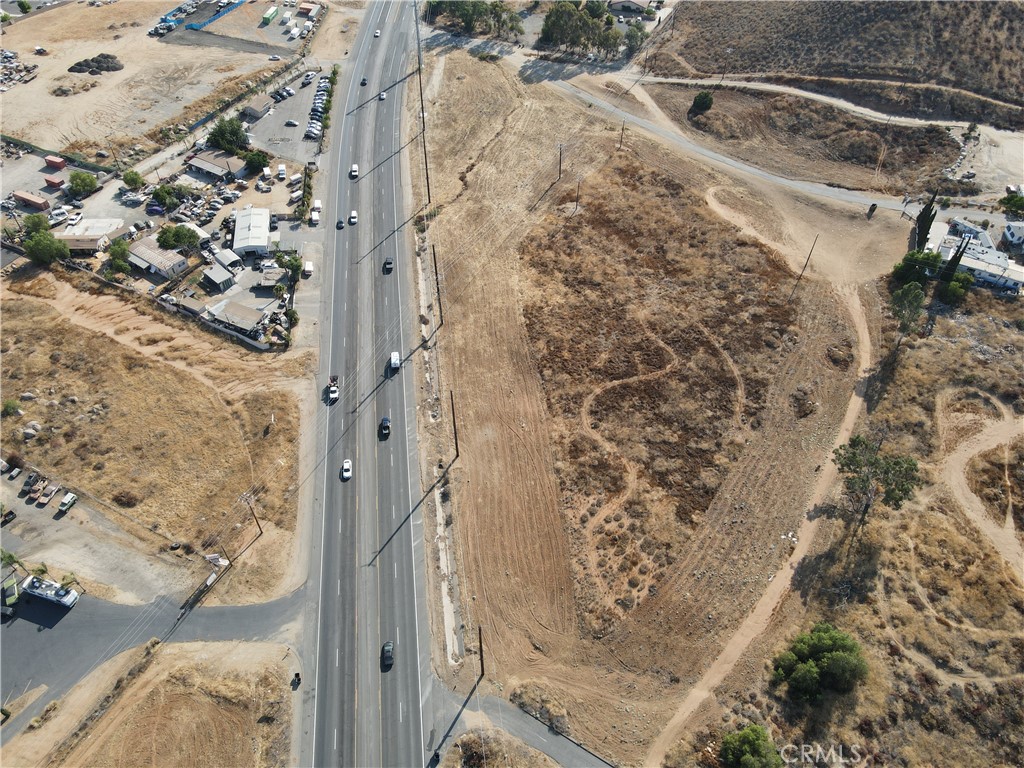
939, 234, 970, 283
915, 191, 937, 251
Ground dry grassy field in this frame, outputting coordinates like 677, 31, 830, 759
1, 272, 306, 601
655, 1, 1024, 110
646, 84, 960, 194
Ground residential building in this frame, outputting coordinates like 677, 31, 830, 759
208, 299, 266, 335
1002, 222, 1024, 248
56, 218, 128, 252
934, 220, 1024, 292
186, 150, 246, 181
128, 236, 189, 278
243, 95, 273, 121
203, 262, 235, 292
609, 0, 651, 12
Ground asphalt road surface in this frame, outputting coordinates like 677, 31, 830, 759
303, 3, 429, 767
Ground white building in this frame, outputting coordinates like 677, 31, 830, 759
935, 219, 1024, 292
232, 207, 271, 258
1003, 222, 1024, 248
56, 218, 128, 252
128, 236, 189, 278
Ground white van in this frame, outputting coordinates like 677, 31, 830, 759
302, 261, 314, 277
390, 351, 401, 370
277, 164, 287, 180
58, 492, 78, 513
288, 173, 303, 187
309, 210, 320, 226
288, 189, 302, 204
312, 199, 322, 212
350, 164, 359, 179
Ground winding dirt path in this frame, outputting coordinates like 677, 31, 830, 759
645, 285, 872, 766
936, 396, 1024, 583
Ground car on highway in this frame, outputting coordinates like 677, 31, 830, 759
383, 255, 394, 273
374, 29, 381, 38
285, 119, 299, 127
381, 640, 394, 669
340, 459, 353, 481
378, 91, 386, 101
349, 210, 358, 225
379, 417, 391, 438
360, 77, 367, 86
336, 219, 345, 230
350, 164, 359, 179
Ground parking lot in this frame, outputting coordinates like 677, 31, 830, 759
244, 70, 330, 166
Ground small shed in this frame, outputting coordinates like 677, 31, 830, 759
203, 263, 235, 292
45, 155, 67, 170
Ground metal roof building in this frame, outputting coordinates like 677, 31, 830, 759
186, 151, 246, 180
232, 207, 272, 257
128, 236, 189, 278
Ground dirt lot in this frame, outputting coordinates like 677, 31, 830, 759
440, 728, 556, 768
1, 270, 310, 602
2, 641, 291, 768
409, 48, 898, 763
0, 1, 276, 155
645, 84, 960, 194
653, 1, 1024, 110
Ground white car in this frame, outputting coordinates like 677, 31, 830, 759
350, 164, 359, 179
374, 29, 380, 37
378, 91, 386, 101
66, 212, 83, 226
341, 459, 352, 480
349, 210, 358, 225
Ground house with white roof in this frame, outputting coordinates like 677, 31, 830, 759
933, 219, 1024, 293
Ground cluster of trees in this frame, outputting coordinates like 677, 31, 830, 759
121, 169, 145, 191
107, 238, 131, 275
540, 2, 647, 57
425, 1, 523, 39
998, 192, 1024, 215
21, 213, 69, 264
68, 170, 98, 200
156, 224, 200, 254
720, 724, 782, 768
208, 117, 273, 174
772, 622, 869, 702
151, 183, 190, 210
891, 247, 973, 307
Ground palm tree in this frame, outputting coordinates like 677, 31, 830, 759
30, 562, 49, 578
1, 548, 25, 574
60, 572, 83, 593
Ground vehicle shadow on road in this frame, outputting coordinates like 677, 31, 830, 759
344, 71, 416, 115
354, 206, 425, 266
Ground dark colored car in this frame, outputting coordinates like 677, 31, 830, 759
1, 510, 16, 527
383, 256, 394, 273
336, 219, 345, 230
380, 416, 391, 438
360, 77, 367, 86
381, 641, 394, 670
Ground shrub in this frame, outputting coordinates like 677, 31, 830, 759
891, 249, 941, 284
112, 490, 142, 508
689, 90, 714, 116
772, 622, 867, 701
938, 271, 973, 305
1, 400, 20, 418
721, 724, 783, 768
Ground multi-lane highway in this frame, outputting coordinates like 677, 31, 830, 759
304, 3, 429, 766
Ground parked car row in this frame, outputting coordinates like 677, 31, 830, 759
305, 76, 331, 140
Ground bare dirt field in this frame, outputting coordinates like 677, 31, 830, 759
653, 1, 1024, 111
440, 728, 556, 768
410, 48, 893, 763
9, 641, 292, 768
0, 1, 275, 155
1, 270, 310, 602
645, 84, 960, 194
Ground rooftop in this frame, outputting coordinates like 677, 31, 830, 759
232, 207, 271, 251
130, 236, 187, 272
60, 218, 125, 237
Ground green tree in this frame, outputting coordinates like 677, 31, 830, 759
244, 149, 270, 175
938, 234, 969, 284
31, 562, 49, 577
584, 0, 607, 18
624, 22, 648, 56
16, 0, 30, 14
1, 12, 12, 23
818, 651, 869, 694
889, 280, 924, 350
156, 225, 200, 253
915, 191, 937, 251
207, 117, 248, 153
997, 193, 1024, 215
68, 170, 98, 199
938, 271, 972, 305
833, 435, 921, 518
597, 27, 622, 58
23, 213, 50, 235
720, 724, 783, 768
1, 548, 26, 572
690, 90, 714, 116
151, 184, 186, 210
285, 308, 299, 326
540, 1, 577, 46
121, 169, 145, 190
24, 231, 69, 264
273, 283, 287, 299
891, 249, 941, 284
787, 661, 821, 701
108, 238, 129, 260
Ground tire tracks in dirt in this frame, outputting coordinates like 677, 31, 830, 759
645, 284, 872, 766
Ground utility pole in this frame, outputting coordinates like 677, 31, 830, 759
788, 233, 818, 302
618, 119, 625, 150
558, 143, 563, 180
478, 626, 485, 678
450, 390, 460, 459
574, 178, 581, 214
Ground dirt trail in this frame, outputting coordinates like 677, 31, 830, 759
645, 284, 873, 766
936, 396, 1024, 582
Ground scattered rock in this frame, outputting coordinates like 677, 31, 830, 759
22, 428, 37, 440
66, 396, 79, 404
26, 421, 41, 431
20, 392, 36, 401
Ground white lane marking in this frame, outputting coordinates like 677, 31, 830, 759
337, 578, 341, 595
396, 625, 400, 645
399, 702, 403, 723
394, 562, 397, 579
334, 729, 337, 751
390, 453, 393, 467
337, 647, 340, 667
392, 505, 395, 521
